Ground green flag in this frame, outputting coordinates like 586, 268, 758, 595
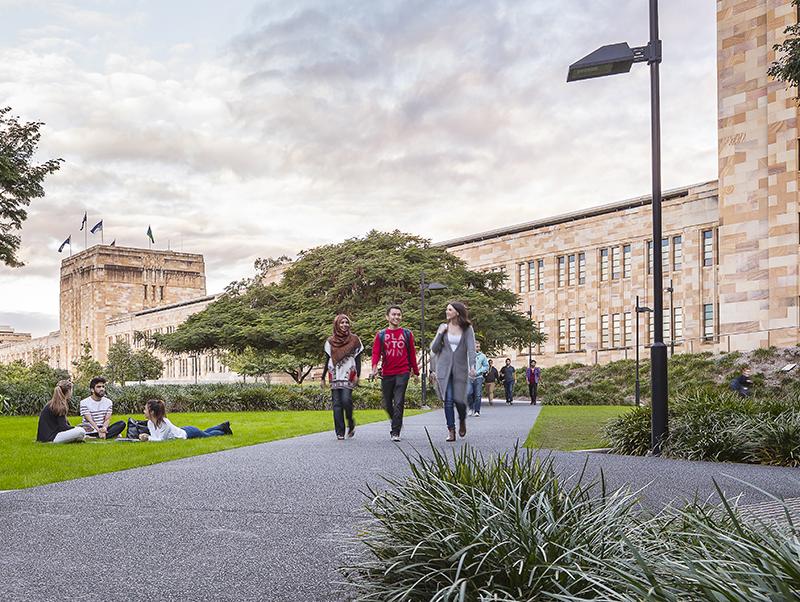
146, 225, 155, 244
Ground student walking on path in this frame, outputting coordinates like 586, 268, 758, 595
430, 301, 477, 442
499, 359, 516, 404
468, 341, 489, 417
37, 380, 87, 444
321, 314, 363, 440
370, 305, 419, 442
526, 359, 541, 405
484, 360, 499, 405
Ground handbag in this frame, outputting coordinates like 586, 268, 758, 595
126, 418, 149, 439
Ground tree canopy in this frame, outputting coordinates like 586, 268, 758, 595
768, 1, 800, 91
0, 107, 63, 267
159, 230, 543, 368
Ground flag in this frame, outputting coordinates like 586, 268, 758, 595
110, 239, 116, 246
90, 220, 103, 234
58, 236, 71, 253
146, 225, 154, 244
80, 212, 87, 231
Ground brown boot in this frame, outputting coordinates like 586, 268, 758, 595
458, 419, 467, 438
446, 428, 456, 442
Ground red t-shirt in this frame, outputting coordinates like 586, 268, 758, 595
371, 328, 420, 377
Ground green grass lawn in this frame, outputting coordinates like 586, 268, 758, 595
0, 409, 420, 490
524, 406, 633, 451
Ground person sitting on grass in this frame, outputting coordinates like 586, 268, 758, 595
79, 376, 125, 439
730, 367, 754, 398
37, 380, 88, 444
139, 399, 232, 441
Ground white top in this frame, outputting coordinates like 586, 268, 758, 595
324, 339, 364, 390
79, 396, 113, 433
447, 332, 462, 352
146, 418, 187, 441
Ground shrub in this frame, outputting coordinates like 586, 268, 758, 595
604, 405, 651, 455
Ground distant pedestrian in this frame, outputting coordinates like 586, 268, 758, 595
468, 341, 489, 417
431, 302, 476, 441
370, 305, 419, 442
37, 380, 86, 444
730, 367, 754, 398
485, 360, 499, 405
321, 314, 363, 440
526, 359, 541, 405
79, 377, 125, 439
499, 358, 516, 404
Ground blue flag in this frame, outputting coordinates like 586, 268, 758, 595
58, 236, 71, 253
80, 212, 87, 231
90, 220, 103, 234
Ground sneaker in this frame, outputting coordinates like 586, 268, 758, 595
474, 412, 480, 417
337, 435, 345, 440
468, 410, 475, 417
391, 434, 401, 442
220, 421, 233, 435
347, 424, 356, 438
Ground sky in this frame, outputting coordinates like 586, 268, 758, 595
0, 0, 718, 337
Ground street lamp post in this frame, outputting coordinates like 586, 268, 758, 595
568, 0, 668, 454
635, 295, 652, 407
527, 305, 533, 367
419, 272, 447, 407
666, 278, 674, 357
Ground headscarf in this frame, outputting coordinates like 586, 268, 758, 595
327, 314, 361, 365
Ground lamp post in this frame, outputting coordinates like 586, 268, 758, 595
666, 278, 674, 357
635, 296, 652, 407
420, 271, 447, 407
527, 305, 534, 367
568, 0, 667, 454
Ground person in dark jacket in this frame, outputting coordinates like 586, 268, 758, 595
730, 368, 753, 397
484, 360, 500, 406
499, 358, 516, 404
37, 380, 86, 443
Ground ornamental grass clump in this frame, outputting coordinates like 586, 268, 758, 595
342, 443, 800, 601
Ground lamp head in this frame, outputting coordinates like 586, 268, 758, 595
567, 42, 635, 82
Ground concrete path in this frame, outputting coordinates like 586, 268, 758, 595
1, 402, 799, 601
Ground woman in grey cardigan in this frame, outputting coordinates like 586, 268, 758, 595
430, 301, 477, 441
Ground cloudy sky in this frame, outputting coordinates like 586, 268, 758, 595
0, 0, 718, 336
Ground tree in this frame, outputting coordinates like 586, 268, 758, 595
768, 1, 800, 91
106, 340, 163, 385
161, 231, 544, 368
222, 347, 318, 384
71, 342, 103, 392
0, 107, 63, 267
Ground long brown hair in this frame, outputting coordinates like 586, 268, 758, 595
146, 399, 167, 427
47, 380, 72, 417
447, 301, 472, 329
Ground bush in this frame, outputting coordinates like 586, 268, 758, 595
342, 442, 800, 600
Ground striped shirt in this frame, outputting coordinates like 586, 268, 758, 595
79, 396, 113, 433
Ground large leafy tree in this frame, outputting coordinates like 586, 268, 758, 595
160, 230, 543, 370
105, 341, 163, 385
0, 107, 63, 267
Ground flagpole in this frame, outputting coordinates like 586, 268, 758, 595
84, 218, 87, 250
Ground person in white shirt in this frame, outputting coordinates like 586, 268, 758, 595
79, 377, 125, 439
139, 399, 232, 441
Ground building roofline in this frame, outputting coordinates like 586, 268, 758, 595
107, 294, 220, 324
60, 244, 204, 266
435, 180, 718, 248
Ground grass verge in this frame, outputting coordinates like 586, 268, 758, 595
0, 409, 421, 490
524, 405, 632, 450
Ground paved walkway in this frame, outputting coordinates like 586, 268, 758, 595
2, 403, 799, 601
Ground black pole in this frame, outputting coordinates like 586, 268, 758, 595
528, 306, 533, 367
420, 271, 427, 407
635, 295, 640, 406
648, 0, 668, 455
669, 278, 674, 357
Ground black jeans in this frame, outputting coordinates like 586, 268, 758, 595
86, 420, 125, 439
504, 381, 514, 403
381, 373, 410, 436
332, 388, 355, 437
528, 382, 538, 403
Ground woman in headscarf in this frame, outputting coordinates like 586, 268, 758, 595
321, 314, 364, 440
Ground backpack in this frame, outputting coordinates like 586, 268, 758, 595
378, 328, 414, 371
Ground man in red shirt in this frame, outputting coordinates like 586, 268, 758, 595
370, 305, 420, 442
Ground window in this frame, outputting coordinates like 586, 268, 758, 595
623, 244, 631, 278
624, 312, 632, 347
577, 317, 586, 350
601, 315, 609, 349
663, 308, 671, 342
703, 303, 714, 341
160, 286, 165, 300
568, 317, 576, 351
611, 246, 620, 279
518, 263, 527, 293
647, 240, 653, 274
578, 252, 586, 284
661, 237, 669, 272
537, 259, 544, 290
612, 313, 621, 347
537, 321, 546, 353
558, 256, 566, 287
673, 236, 682, 271
528, 261, 536, 292
143, 285, 148, 302
674, 306, 683, 341
600, 248, 609, 281
568, 254, 576, 286
702, 230, 714, 266
558, 319, 567, 352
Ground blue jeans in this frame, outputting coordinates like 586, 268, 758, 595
444, 376, 467, 430
504, 380, 514, 403
181, 425, 226, 438
468, 376, 484, 413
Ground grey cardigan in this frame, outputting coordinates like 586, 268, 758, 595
430, 324, 477, 404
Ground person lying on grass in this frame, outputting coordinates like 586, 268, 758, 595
36, 380, 88, 444
139, 399, 233, 442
